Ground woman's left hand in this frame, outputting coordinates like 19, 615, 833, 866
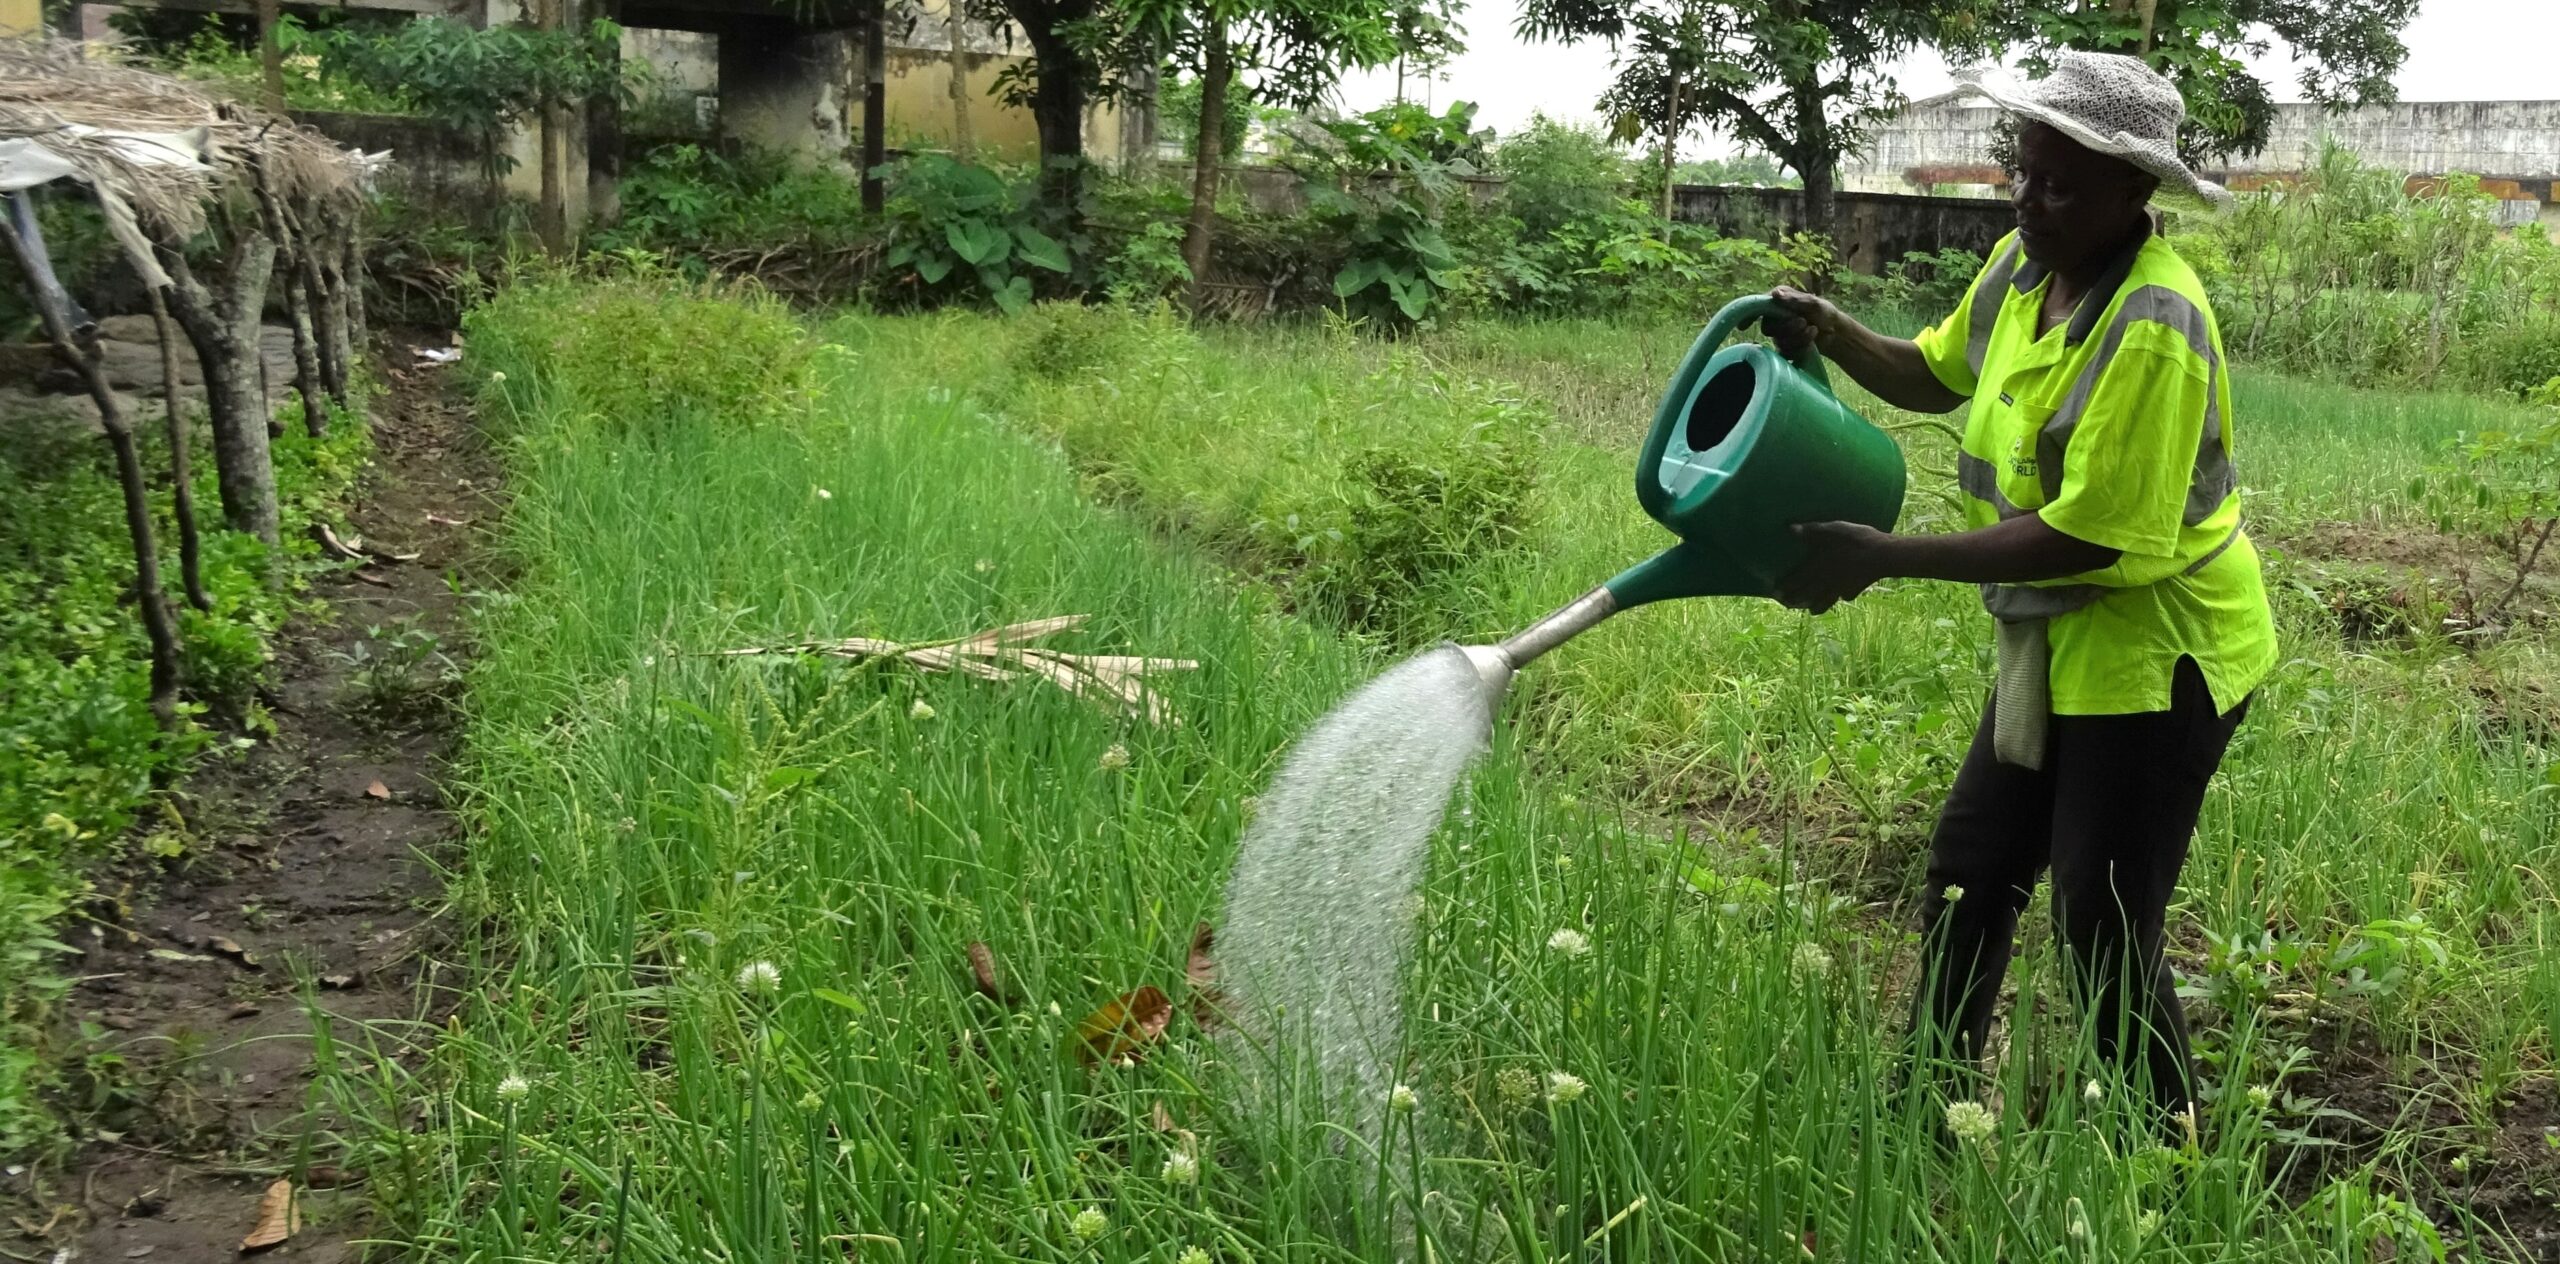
1775, 521, 1896, 614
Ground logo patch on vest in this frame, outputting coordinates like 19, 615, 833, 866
2006, 435, 2037, 480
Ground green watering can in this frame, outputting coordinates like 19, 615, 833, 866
1457, 295, 1908, 693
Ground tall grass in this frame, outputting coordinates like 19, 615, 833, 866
313, 280, 2465, 1259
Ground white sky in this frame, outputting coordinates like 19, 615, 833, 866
1335, 0, 2558, 159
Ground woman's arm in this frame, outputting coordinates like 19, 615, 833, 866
1773, 516, 2124, 614
1760, 287, 1968, 416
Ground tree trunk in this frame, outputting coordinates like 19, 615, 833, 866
945, 0, 974, 162
1658, 66, 1683, 230
164, 232, 281, 550
588, 0, 624, 225
2, 214, 183, 726
1022, 21, 1087, 205
149, 287, 212, 613
257, 0, 285, 111
537, 0, 568, 255
862, 0, 887, 211
1181, 33, 1232, 301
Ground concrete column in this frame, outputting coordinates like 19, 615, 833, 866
719, 23, 856, 166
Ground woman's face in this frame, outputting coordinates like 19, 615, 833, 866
2010, 121, 2155, 272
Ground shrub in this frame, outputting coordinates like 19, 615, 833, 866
874, 155, 1073, 315
467, 267, 819, 433
1493, 114, 1630, 239
1293, 425, 1538, 637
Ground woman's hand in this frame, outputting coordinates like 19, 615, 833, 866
1760, 286, 1849, 361
1775, 521, 1897, 614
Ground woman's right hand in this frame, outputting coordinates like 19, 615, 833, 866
1759, 286, 1847, 361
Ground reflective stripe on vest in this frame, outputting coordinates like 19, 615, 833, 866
1967, 278, 2242, 622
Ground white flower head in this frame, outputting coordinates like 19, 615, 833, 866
737, 960, 783, 995
1175, 1250, 1212, 1264
495, 1073, 531, 1103
2083, 1078, 2104, 1107
909, 699, 936, 721
1495, 1066, 1539, 1110
1943, 1100, 1996, 1146
974, 558, 997, 574
1160, 1150, 1200, 1185
1942, 884, 1967, 904
1790, 942, 1833, 981
1388, 1083, 1419, 1114
815, 487, 833, 500
2065, 1196, 2090, 1240
489, 370, 506, 383
1098, 743, 1131, 771
2136, 1209, 2163, 1238
1069, 1207, 1109, 1242
1547, 928, 1591, 959
1545, 1071, 1587, 1105
2247, 1083, 2274, 1109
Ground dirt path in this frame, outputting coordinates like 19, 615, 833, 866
23, 340, 488, 1261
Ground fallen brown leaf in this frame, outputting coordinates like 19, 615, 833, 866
239, 1178, 298, 1252
965, 941, 1002, 1002
1185, 922, 1215, 991
208, 936, 259, 968
319, 972, 358, 989
1186, 922, 1223, 1028
424, 512, 471, 527
363, 780, 391, 801
1149, 1100, 1176, 1133
352, 569, 393, 588
303, 1164, 361, 1189
1069, 985, 1171, 1068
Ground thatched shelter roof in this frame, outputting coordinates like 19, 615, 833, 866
0, 37, 373, 242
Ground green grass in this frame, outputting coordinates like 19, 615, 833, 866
313, 279, 2534, 1260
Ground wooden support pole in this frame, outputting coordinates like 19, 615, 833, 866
3, 200, 184, 726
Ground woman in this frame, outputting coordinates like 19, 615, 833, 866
1764, 51, 2277, 1137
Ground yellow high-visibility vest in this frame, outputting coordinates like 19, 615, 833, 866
1915, 229, 2276, 717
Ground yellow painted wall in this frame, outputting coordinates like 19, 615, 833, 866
1, 0, 41, 39
883, 48, 1127, 163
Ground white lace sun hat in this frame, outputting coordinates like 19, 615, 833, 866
1954, 50, 2234, 215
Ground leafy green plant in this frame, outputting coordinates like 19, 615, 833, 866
332, 616, 462, 724
1292, 101, 1489, 324
307, 16, 627, 177
875, 155, 1073, 315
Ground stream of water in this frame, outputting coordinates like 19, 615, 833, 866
1217, 644, 1497, 1126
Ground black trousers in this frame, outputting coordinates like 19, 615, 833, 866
1907, 656, 2248, 1118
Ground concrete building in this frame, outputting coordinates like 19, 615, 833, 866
55, 0, 1149, 236
1845, 95, 2560, 231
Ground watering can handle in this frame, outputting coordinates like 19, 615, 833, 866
1699, 295, 1833, 392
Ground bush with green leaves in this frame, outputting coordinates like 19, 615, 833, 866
1289, 101, 1492, 325
601, 143, 872, 253
305, 16, 627, 176
1491, 113, 1631, 239
874, 155, 1074, 315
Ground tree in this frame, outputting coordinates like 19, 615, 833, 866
1998, 0, 2419, 161
986, 0, 1128, 204
1126, 0, 1402, 301
1520, 0, 1994, 248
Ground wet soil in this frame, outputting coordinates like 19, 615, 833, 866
10, 337, 488, 1262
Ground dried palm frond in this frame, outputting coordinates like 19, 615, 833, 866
708, 615, 1198, 725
